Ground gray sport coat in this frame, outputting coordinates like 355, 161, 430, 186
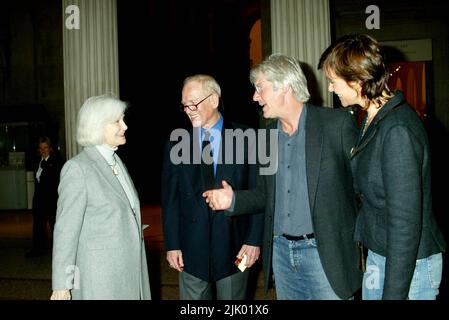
52, 147, 151, 300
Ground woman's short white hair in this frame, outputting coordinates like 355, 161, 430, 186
76, 94, 127, 147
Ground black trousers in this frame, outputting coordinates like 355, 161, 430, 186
31, 196, 56, 252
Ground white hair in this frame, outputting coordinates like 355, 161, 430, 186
250, 54, 310, 103
76, 94, 127, 147
183, 74, 221, 97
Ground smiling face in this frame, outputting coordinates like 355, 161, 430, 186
326, 68, 363, 108
181, 80, 219, 129
103, 114, 127, 148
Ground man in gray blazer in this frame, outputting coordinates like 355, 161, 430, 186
204, 54, 362, 300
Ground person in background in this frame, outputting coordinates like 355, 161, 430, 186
51, 94, 151, 300
320, 33, 446, 300
162, 74, 263, 300
203, 54, 362, 300
25, 136, 62, 258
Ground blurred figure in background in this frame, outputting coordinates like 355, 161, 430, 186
25, 136, 62, 258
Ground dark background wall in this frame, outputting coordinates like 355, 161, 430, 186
116, 0, 262, 204
0, 0, 64, 169
1, 0, 448, 208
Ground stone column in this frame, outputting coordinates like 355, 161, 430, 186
270, 0, 332, 106
62, 0, 119, 158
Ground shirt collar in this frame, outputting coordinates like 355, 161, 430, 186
96, 144, 116, 165
201, 112, 223, 137
277, 104, 307, 137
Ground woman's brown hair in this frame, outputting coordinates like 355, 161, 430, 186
320, 34, 392, 109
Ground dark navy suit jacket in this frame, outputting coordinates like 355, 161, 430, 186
162, 120, 264, 282
33, 154, 62, 214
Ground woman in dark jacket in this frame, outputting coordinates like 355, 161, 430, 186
320, 34, 445, 300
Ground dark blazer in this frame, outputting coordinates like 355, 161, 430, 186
351, 91, 446, 299
162, 120, 264, 282
230, 104, 362, 299
33, 154, 62, 214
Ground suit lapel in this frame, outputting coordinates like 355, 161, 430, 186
305, 105, 323, 214
83, 147, 129, 207
215, 120, 235, 186
184, 127, 203, 196
265, 121, 277, 215
351, 94, 406, 159
184, 122, 235, 192
115, 155, 142, 225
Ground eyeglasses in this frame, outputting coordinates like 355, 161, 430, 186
254, 81, 268, 94
180, 93, 214, 112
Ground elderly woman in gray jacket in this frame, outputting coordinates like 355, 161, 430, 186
50, 95, 151, 300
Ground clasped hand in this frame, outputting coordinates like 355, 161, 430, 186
202, 180, 234, 211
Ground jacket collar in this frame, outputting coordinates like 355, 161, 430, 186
304, 104, 322, 214
351, 91, 406, 158
83, 146, 130, 206
185, 119, 236, 193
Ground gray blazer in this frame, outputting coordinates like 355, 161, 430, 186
231, 105, 362, 299
52, 147, 151, 300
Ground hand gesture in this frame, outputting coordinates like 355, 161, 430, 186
202, 180, 234, 211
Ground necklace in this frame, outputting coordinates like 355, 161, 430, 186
362, 117, 371, 136
109, 156, 119, 176
362, 109, 378, 136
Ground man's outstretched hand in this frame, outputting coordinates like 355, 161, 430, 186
202, 180, 234, 211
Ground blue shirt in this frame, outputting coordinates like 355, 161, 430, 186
274, 105, 313, 236
197, 113, 223, 175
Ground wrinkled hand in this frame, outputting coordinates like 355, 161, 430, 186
237, 245, 260, 268
202, 180, 234, 211
167, 250, 184, 272
50, 290, 71, 300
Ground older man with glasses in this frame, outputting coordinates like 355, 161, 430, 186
161, 74, 264, 300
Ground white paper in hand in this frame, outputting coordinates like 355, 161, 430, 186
235, 254, 248, 272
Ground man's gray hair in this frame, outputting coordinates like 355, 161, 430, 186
76, 94, 127, 147
250, 54, 310, 103
183, 74, 221, 97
